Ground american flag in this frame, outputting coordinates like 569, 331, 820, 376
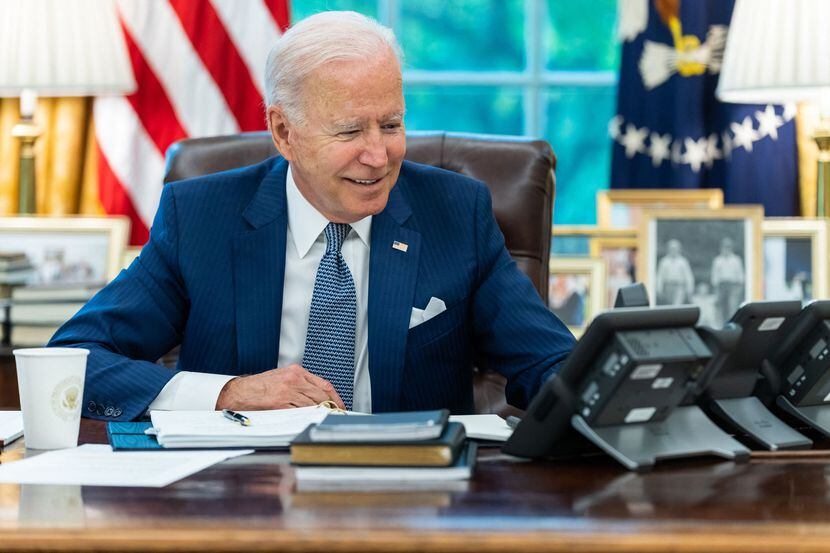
95, 0, 290, 245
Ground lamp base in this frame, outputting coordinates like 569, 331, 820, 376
11, 119, 40, 215
815, 125, 830, 217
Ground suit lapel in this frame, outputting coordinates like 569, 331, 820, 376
233, 159, 288, 373
368, 180, 420, 411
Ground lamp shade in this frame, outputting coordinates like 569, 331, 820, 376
0, 0, 135, 97
717, 0, 830, 105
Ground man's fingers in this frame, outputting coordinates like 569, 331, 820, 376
301, 369, 347, 410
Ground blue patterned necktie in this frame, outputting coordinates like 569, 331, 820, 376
303, 222, 356, 409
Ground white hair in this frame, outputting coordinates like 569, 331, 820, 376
264, 11, 403, 124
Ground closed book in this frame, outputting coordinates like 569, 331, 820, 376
11, 283, 102, 301
291, 421, 466, 467
9, 302, 85, 325
11, 324, 60, 346
293, 442, 477, 482
309, 409, 450, 442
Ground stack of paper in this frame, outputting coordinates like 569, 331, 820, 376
151, 406, 333, 448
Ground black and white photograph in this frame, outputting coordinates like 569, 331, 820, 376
640, 207, 763, 328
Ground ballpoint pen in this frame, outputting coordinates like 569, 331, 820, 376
222, 409, 252, 426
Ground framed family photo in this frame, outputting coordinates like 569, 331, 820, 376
548, 257, 605, 337
0, 216, 130, 286
596, 189, 724, 229
762, 218, 829, 302
638, 206, 763, 328
590, 235, 638, 309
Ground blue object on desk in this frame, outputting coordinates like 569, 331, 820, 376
107, 421, 162, 450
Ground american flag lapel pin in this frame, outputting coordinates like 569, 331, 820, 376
392, 241, 409, 253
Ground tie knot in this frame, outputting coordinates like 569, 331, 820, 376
324, 222, 350, 254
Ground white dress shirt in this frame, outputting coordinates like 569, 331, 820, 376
149, 167, 373, 412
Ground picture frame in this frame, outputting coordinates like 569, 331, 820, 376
0, 216, 130, 287
638, 206, 763, 328
548, 257, 606, 338
552, 225, 637, 257
762, 218, 829, 302
590, 235, 639, 309
596, 189, 724, 229
122, 247, 142, 270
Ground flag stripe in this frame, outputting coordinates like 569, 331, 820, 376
209, 0, 284, 98
97, 147, 150, 245
169, 0, 265, 131
94, 97, 166, 227
116, 0, 239, 138
263, 0, 291, 31
119, 20, 188, 155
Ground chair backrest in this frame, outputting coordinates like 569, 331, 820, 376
165, 130, 556, 302
164, 130, 557, 415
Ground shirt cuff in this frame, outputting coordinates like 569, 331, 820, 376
148, 371, 235, 411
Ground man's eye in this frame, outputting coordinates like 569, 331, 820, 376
339, 130, 359, 136
383, 123, 401, 131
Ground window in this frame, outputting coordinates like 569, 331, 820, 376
292, 0, 619, 225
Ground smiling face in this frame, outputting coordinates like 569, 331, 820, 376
267, 49, 406, 223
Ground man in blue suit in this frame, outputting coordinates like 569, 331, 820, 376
50, 11, 575, 421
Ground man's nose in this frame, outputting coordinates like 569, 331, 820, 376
358, 131, 388, 167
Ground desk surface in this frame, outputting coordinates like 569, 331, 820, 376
1, 421, 830, 552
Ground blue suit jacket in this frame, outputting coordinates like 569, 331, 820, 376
50, 157, 575, 421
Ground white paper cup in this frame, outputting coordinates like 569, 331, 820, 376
13, 348, 89, 450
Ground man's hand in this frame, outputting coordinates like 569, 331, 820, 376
215, 364, 345, 410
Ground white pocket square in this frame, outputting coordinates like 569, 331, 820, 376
408, 297, 447, 329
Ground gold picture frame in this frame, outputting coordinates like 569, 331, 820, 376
0, 216, 130, 285
552, 225, 637, 257
548, 257, 606, 338
590, 235, 639, 309
762, 218, 829, 301
596, 189, 724, 229
638, 206, 763, 328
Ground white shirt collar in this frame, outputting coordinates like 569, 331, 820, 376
286, 166, 372, 258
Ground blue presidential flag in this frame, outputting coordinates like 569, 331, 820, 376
610, 0, 798, 215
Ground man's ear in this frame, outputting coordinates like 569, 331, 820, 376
267, 105, 293, 161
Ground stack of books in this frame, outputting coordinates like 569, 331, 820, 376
0, 252, 34, 296
290, 409, 476, 482
6, 282, 103, 346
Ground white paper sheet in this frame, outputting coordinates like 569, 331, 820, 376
449, 414, 513, 441
0, 444, 252, 487
0, 411, 23, 446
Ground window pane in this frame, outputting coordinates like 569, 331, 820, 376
546, 86, 616, 225
291, 0, 378, 22
545, 0, 619, 70
404, 86, 524, 135
398, 0, 525, 71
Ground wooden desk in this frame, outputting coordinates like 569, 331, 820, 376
1, 421, 830, 552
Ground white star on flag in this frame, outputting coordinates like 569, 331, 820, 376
721, 131, 733, 159
755, 105, 784, 141
682, 137, 709, 172
620, 123, 648, 158
705, 133, 721, 168
730, 116, 760, 153
649, 132, 672, 166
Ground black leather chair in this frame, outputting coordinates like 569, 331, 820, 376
164, 131, 556, 416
